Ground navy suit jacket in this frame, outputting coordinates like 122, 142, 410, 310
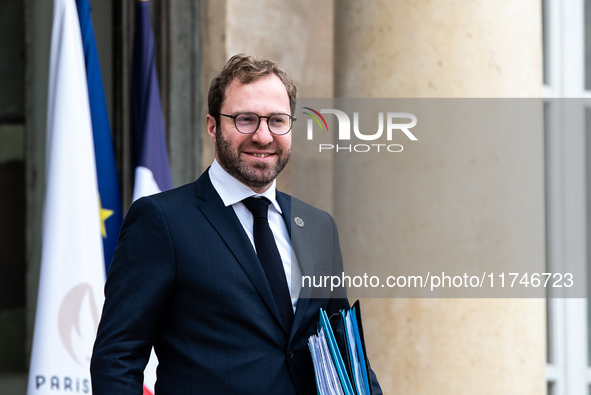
90, 171, 381, 394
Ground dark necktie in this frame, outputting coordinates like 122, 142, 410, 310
242, 196, 293, 331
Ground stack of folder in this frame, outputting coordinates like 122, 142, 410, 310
308, 300, 375, 395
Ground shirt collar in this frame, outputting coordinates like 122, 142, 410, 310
209, 159, 282, 213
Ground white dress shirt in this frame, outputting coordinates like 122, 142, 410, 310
208, 159, 301, 312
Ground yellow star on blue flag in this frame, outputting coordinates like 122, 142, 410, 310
98, 195, 114, 238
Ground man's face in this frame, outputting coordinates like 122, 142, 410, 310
207, 75, 292, 193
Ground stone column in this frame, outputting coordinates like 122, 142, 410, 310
333, 1, 545, 394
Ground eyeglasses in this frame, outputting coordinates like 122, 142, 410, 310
218, 112, 296, 135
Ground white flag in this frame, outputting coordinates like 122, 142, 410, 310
28, 0, 105, 393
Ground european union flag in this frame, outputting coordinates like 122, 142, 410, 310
76, 0, 123, 274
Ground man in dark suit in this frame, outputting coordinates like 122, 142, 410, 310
90, 54, 381, 394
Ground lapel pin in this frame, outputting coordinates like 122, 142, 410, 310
294, 217, 304, 227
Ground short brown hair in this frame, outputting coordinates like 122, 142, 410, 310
208, 54, 297, 122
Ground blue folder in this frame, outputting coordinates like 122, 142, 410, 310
308, 300, 375, 395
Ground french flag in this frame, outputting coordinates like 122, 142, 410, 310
131, 1, 172, 394
131, 0, 172, 202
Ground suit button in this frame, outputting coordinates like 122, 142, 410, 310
288, 348, 294, 359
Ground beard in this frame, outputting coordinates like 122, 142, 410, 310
215, 127, 291, 190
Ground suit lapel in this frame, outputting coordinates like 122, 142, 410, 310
194, 172, 284, 330
277, 192, 314, 342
